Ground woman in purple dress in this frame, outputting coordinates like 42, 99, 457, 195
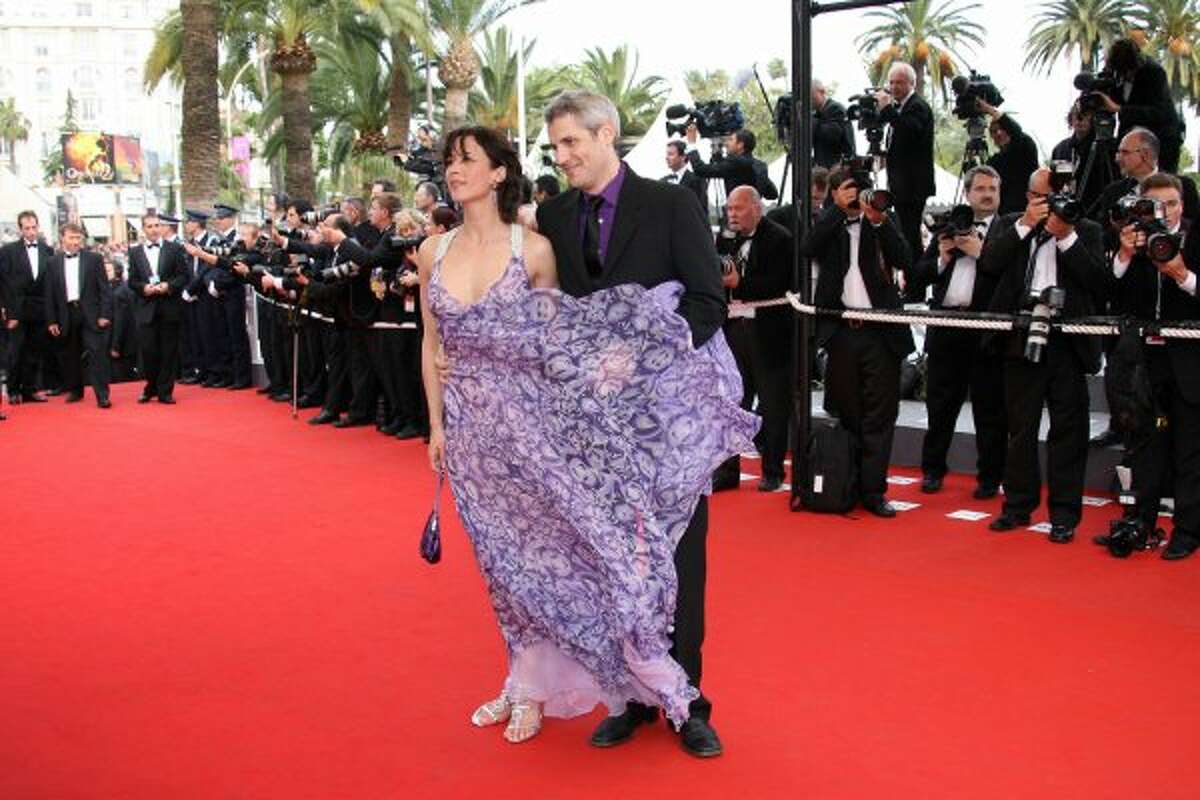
416, 127, 757, 744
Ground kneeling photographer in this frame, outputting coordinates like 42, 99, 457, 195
983, 167, 1106, 544
1093, 173, 1199, 560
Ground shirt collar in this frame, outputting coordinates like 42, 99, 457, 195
586, 161, 628, 208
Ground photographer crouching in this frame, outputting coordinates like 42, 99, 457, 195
984, 167, 1106, 543
1092, 174, 1199, 560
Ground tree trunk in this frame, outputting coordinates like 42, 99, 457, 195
257, 34, 284, 195
444, 86, 469, 132
387, 33, 413, 151
179, 0, 221, 209
279, 69, 316, 202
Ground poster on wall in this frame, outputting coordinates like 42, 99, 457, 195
62, 132, 115, 184
112, 136, 144, 184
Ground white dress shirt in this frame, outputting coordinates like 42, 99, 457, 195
1013, 220, 1078, 292
145, 240, 162, 281
24, 239, 41, 279
940, 216, 994, 308
841, 218, 874, 309
1111, 224, 1195, 296
64, 253, 81, 303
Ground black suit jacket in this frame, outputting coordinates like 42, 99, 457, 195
0, 238, 55, 322
1117, 60, 1185, 146
1163, 227, 1200, 402
662, 170, 708, 218
813, 98, 855, 168
982, 213, 1106, 372
536, 165, 726, 347
1051, 133, 1107, 212
687, 150, 779, 201
110, 282, 138, 356
802, 204, 915, 358
44, 250, 112, 336
880, 93, 936, 201
127, 240, 188, 325
986, 115, 1041, 215
732, 218, 794, 368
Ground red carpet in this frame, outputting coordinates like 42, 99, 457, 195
2, 383, 1198, 799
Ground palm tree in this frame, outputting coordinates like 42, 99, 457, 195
352, 0, 431, 152
469, 27, 558, 139
0, 98, 31, 174
178, 0, 222, 209
309, 27, 392, 182
428, 0, 542, 131
855, 0, 986, 97
1132, 0, 1200, 103
1023, 0, 1132, 75
577, 45, 666, 139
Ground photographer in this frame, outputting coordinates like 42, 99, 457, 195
909, 166, 1006, 498
812, 79, 856, 168
1092, 173, 1198, 560
413, 181, 443, 217
1051, 104, 1107, 212
685, 126, 779, 201
663, 140, 708, 217
1092, 128, 1198, 229
1089, 37, 1187, 174
875, 62, 936, 263
803, 164, 914, 518
713, 186, 794, 492
977, 101, 1040, 215
983, 168, 1106, 543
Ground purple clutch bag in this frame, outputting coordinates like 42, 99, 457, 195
420, 470, 444, 564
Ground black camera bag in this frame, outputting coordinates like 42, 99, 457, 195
800, 420, 860, 513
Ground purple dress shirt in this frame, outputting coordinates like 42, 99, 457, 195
577, 162, 628, 266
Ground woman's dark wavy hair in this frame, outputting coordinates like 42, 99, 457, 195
441, 125, 523, 224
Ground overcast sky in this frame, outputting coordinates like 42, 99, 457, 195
504, 0, 1197, 162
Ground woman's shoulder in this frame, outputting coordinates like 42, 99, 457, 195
417, 231, 451, 274
522, 227, 554, 261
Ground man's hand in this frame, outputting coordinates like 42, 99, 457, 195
398, 271, 419, 288
862, 202, 887, 226
1157, 254, 1189, 284
721, 259, 740, 289
110, 349, 120, 359
48, 323, 60, 337
874, 89, 892, 110
1117, 223, 1141, 261
976, 98, 1002, 119
1020, 195, 1049, 230
233, 262, 250, 277
831, 179, 859, 212
685, 122, 699, 144
955, 232, 984, 259
1096, 93, 1120, 114
183, 242, 201, 257
143, 285, 157, 297
1045, 214, 1075, 241
97, 317, 110, 329
938, 235, 959, 266
5, 319, 18, 330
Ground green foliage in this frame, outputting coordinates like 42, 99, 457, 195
40, 92, 80, 184
578, 45, 666, 138
684, 68, 788, 163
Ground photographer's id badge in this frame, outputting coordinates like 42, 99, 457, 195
404, 293, 416, 314
1146, 334, 1166, 346
370, 267, 386, 301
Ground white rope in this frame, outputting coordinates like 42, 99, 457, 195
260, 295, 417, 330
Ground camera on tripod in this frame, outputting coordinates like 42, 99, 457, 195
1021, 285, 1066, 363
846, 90, 886, 151
950, 72, 1003, 121
840, 155, 892, 212
664, 100, 745, 139
1112, 195, 1183, 262
1073, 70, 1119, 140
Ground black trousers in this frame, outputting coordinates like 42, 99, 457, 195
181, 300, 203, 377
221, 288, 252, 386
138, 319, 181, 399
726, 318, 790, 482
1160, 135, 1182, 175
1001, 337, 1090, 527
322, 326, 351, 414
5, 319, 50, 396
54, 305, 110, 402
921, 328, 1006, 485
300, 317, 328, 403
255, 296, 276, 388
347, 328, 379, 421
825, 324, 902, 497
893, 199, 929, 275
198, 293, 231, 381
367, 329, 407, 425
270, 308, 295, 396
396, 327, 427, 429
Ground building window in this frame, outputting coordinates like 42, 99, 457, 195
34, 38, 50, 58
73, 66, 96, 91
124, 68, 139, 95
36, 68, 50, 94
80, 97, 102, 124
76, 2, 93, 16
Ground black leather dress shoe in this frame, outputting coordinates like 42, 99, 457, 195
269, 392, 291, 403
1089, 429, 1122, 448
65, 392, 83, 403
20, 392, 47, 403
138, 393, 153, 404
989, 513, 1030, 532
973, 483, 1000, 500
296, 394, 321, 408
209, 378, 231, 389
180, 375, 201, 385
590, 704, 658, 748
255, 385, 273, 395
333, 416, 372, 429
920, 474, 943, 493
395, 423, 424, 440
679, 716, 723, 758
1162, 535, 1199, 561
757, 476, 783, 492
97, 398, 112, 409
159, 396, 176, 405
308, 410, 339, 426
1048, 525, 1075, 544
862, 495, 897, 518
227, 381, 252, 391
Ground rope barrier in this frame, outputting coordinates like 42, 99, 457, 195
258, 294, 418, 331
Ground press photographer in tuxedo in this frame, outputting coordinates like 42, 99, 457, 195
663, 140, 708, 217
876, 62, 935, 262
803, 165, 914, 518
43, 223, 113, 408
978, 101, 1040, 216
0, 210, 55, 402
685, 125, 778, 201
983, 168, 1106, 543
812, 79, 855, 168
127, 213, 188, 403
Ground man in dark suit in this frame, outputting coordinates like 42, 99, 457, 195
983, 168, 1106, 543
685, 126, 779, 202
107, 259, 139, 383
876, 62, 935, 262
812, 79, 855, 168
908, 166, 1007, 498
804, 164, 914, 518
43, 223, 113, 407
128, 212, 188, 403
1094, 37, 1187, 174
663, 140, 708, 217
1052, 105, 1109, 212
538, 90, 726, 758
715, 185, 793, 491
180, 210, 215, 385
0, 210, 55, 402
978, 101, 1040, 216
1089, 128, 1198, 227
208, 204, 251, 389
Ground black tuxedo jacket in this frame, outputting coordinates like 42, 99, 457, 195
111, 282, 138, 355
537, 165, 726, 347
813, 98, 855, 168
732, 217, 794, 368
802, 204, 915, 359
1163, 227, 1200, 402
44, 250, 112, 336
686, 150, 779, 201
880, 92, 936, 201
662, 170, 709, 218
985, 115, 1041, 215
127, 240, 188, 325
1117, 60, 1185, 145
0, 238, 55, 322
982, 213, 1106, 372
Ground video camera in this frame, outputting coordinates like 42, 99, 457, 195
950, 72, 1004, 121
839, 155, 892, 212
846, 89, 886, 152
1073, 70, 1119, 141
1112, 195, 1183, 263
665, 100, 745, 139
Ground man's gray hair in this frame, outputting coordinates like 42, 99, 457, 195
1127, 126, 1160, 162
889, 62, 917, 84
812, 79, 826, 93
544, 90, 621, 138
963, 165, 1000, 192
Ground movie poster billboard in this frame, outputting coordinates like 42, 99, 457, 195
112, 136, 144, 184
62, 133, 115, 184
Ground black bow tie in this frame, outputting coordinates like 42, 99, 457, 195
26, 242, 37, 249
844, 217, 861, 228
147, 243, 159, 250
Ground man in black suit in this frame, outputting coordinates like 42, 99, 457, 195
685, 126, 779, 202
812, 79, 855, 168
1051, 105, 1109, 212
908, 166, 1007, 498
1090, 128, 1198, 228
128, 212, 188, 403
0, 210, 55, 402
978, 101, 1040, 216
663, 140, 708, 217
1092, 173, 1198, 560
716, 185, 793, 492
537, 89, 726, 758
804, 164, 914, 518
983, 168, 1106, 543
1093, 38, 1187, 174
180, 210, 215, 385
876, 62, 935, 262
43, 223, 113, 407
208, 204, 251, 389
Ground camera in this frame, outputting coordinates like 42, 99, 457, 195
1073, 70, 1120, 113
1112, 195, 1183, 262
839, 155, 892, 212
775, 93, 794, 144
1104, 517, 1165, 558
664, 100, 745, 139
846, 90, 881, 128
200, 241, 235, 259
388, 234, 427, 252
928, 204, 976, 239
1021, 285, 1066, 363
950, 72, 1004, 121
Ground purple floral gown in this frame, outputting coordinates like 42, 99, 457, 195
429, 225, 758, 727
